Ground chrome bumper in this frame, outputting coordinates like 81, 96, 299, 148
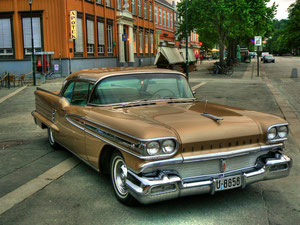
125, 152, 292, 204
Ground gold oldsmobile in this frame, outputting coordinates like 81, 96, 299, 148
32, 68, 292, 205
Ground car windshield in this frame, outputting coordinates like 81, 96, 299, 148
265, 55, 273, 58
90, 73, 194, 105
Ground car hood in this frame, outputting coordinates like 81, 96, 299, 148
84, 101, 287, 155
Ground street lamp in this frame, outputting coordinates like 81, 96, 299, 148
29, 0, 36, 86
185, 0, 189, 80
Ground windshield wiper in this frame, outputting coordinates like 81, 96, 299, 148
163, 97, 196, 103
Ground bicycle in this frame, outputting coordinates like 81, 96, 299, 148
45, 72, 55, 80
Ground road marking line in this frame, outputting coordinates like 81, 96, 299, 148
192, 82, 207, 90
0, 157, 80, 215
0, 86, 27, 104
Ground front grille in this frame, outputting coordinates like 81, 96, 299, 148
145, 151, 267, 179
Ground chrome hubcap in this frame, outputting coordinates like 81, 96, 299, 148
113, 157, 128, 196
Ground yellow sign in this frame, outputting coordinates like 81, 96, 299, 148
70, 10, 77, 39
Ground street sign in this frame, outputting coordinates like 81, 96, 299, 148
255, 36, 262, 46
122, 34, 127, 42
70, 10, 77, 39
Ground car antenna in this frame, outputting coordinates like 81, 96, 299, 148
204, 100, 208, 113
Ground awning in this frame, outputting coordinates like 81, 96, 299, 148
211, 48, 220, 52
154, 47, 184, 65
179, 48, 197, 62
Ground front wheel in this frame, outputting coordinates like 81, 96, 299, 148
110, 151, 137, 206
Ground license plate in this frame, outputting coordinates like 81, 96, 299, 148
215, 175, 241, 191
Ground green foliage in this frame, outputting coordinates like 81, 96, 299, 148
176, 0, 276, 61
266, 0, 300, 55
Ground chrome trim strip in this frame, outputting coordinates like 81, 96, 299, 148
85, 129, 143, 159
201, 112, 223, 122
183, 143, 284, 163
140, 157, 184, 172
67, 113, 177, 142
66, 114, 180, 160
139, 143, 284, 173
65, 116, 85, 131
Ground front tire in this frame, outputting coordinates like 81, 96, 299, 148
47, 127, 60, 149
110, 151, 137, 206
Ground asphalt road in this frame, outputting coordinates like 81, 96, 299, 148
0, 58, 299, 225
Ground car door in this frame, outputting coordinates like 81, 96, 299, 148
55, 80, 93, 161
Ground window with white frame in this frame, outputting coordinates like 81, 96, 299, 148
106, 0, 111, 7
170, 12, 173, 29
131, 0, 135, 14
96, 0, 102, 4
138, 0, 142, 17
75, 17, 83, 53
145, 30, 148, 54
167, 11, 169, 27
117, 0, 122, 10
0, 18, 13, 56
139, 28, 143, 54
144, 0, 147, 19
150, 32, 153, 54
163, 10, 166, 26
149, 2, 152, 21
86, 19, 94, 54
22, 17, 42, 55
159, 8, 162, 25
97, 21, 104, 54
107, 23, 113, 54
154, 6, 157, 24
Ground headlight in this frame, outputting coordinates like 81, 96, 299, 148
267, 127, 277, 140
278, 126, 288, 138
162, 140, 176, 154
146, 141, 160, 156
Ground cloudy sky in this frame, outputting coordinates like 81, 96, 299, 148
268, 0, 296, 20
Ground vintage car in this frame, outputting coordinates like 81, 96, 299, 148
32, 68, 292, 205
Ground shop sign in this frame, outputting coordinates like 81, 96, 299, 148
70, 10, 77, 39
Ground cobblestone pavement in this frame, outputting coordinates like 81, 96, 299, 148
0, 59, 299, 225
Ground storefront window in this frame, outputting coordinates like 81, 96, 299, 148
22, 17, 42, 55
0, 18, 13, 56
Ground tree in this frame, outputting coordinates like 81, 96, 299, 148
286, 0, 300, 54
176, 0, 276, 62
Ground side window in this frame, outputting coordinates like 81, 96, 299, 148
62, 81, 75, 103
71, 82, 92, 106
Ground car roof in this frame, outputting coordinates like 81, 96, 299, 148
66, 67, 185, 83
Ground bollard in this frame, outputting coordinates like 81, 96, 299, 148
291, 68, 298, 78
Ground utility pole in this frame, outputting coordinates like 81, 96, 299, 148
185, 0, 189, 80
29, 0, 36, 86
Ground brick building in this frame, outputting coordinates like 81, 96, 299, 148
0, 0, 156, 76
154, 0, 175, 47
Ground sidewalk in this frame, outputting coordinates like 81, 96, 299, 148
189, 59, 261, 81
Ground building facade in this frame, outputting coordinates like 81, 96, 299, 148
154, 0, 175, 47
0, 0, 156, 76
